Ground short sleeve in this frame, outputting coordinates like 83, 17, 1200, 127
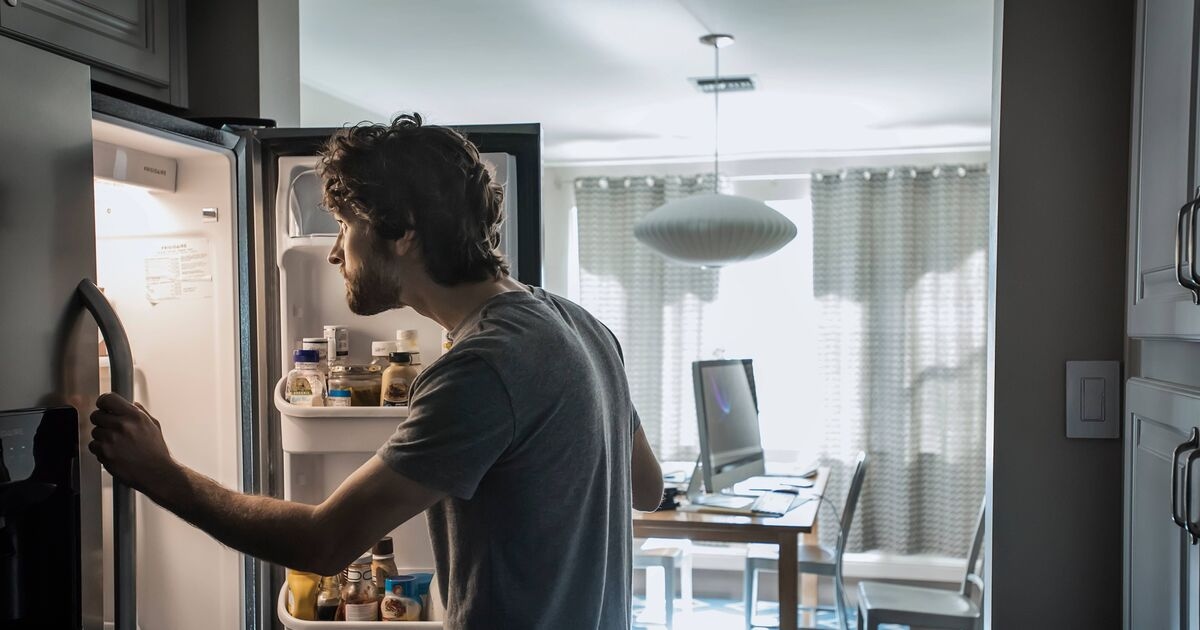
376, 352, 514, 500
632, 405, 642, 434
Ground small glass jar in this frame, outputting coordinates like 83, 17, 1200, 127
381, 352, 419, 407
315, 574, 341, 621
380, 575, 421, 621
328, 364, 382, 407
341, 555, 379, 621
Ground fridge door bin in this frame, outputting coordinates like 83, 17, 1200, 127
276, 379, 408, 453
276, 575, 443, 628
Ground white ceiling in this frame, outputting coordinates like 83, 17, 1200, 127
298, 0, 994, 164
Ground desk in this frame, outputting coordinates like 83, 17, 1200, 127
633, 467, 829, 630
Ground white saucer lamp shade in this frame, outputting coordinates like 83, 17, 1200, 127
633, 194, 798, 267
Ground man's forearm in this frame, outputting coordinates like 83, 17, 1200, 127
147, 462, 347, 575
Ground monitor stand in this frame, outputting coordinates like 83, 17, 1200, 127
685, 457, 755, 510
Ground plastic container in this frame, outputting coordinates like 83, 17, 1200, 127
327, 389, 352, 407
286, 350, 326, 407
380, 576, 421, 621
277, 567, 443, 629
275, 378, 407, 453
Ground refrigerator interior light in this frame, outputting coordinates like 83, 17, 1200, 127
93, 141, 177, 193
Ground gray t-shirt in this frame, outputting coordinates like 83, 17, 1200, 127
377, 287, 638, 629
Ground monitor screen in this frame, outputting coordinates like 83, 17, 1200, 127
694, 360, 764, 491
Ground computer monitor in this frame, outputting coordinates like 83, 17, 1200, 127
693, 359, 766, 494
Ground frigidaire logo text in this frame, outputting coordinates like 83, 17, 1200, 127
143, 166, 167, 176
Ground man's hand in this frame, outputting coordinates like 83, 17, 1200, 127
89, 393, 180, 496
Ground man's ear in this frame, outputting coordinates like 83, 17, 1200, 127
393, 230, 419, 257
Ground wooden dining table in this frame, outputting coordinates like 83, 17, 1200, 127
632, 467, 829, 630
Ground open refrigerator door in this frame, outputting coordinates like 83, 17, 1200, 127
91, 111, 246, 630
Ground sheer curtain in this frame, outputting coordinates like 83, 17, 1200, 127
812, 165, 989, 555
574, 175, 718, 460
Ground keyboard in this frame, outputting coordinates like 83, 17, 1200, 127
687, 489, 802, 517
749, 490, 799, 517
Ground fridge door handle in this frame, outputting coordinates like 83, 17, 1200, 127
1172, 428, 1200, 535
1186, 447, 1200, 544
76, 278, 138, 630
1176, 198, 1200, 303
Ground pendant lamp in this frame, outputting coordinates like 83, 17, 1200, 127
634, 33, 797, 268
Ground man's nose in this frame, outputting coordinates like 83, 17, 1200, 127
328, 232, 344, 265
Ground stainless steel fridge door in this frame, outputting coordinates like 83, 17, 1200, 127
0, 35, 103, 630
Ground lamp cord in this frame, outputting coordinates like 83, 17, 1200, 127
713, 42, 720, 194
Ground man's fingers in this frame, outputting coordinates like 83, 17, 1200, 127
90, 409, 125, 429
132, 402, 162, 429
88, 427, 115, 461
97, 393, 140, 415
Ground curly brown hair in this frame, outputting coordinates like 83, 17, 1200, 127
318, 113, 509, 285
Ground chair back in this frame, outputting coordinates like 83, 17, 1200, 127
831, 451, 868, 630
960, 497, 987, 603
833, 451, 869, 560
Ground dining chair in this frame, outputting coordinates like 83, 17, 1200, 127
743, 451, 868, 630
855, 497, 986, 630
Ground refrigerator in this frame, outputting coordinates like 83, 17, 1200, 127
0, 36, 542, 630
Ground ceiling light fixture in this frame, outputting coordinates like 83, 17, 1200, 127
634, 33, 796, 268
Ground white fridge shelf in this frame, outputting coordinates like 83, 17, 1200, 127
276, 584, 442, 629
276, 378, 408, 453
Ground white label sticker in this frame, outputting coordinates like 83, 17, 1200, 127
344, 602, 378, 621
144, 239, 213, 303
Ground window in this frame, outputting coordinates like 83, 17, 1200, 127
571, 166, 988, 556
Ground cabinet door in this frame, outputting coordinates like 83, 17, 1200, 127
1128, 0, 1200, 338
0, 0, 185, 107
1126, 378, 1198, 630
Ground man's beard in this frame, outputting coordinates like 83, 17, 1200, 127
344, 241, 405, 316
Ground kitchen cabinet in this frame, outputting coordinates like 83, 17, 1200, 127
1125, 379, 1200, 629
0, 0, 186, 107
1128, 0, 1200, 338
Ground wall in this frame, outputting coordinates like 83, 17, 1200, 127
184, 0, 300, 125
988, 0, 1134, 627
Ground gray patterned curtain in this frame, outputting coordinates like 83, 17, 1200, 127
574, 175, 719, 460
812, 165, 989, 556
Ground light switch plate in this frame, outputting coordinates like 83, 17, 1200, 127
1065, 361, 1120, 439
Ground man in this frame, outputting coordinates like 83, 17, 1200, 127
89, 113, 664, 629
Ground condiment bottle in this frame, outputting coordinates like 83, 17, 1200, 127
324, 325, 350, 369
370, 341, 396, 370
341, 555, 379, 621
381, 352, 419, 406
395, 329, 422, 366
371, 537, 399, 596
299, 337, 329, 377
285, 569, 320, 620
315, 574, 341, 621
380, 575, 421, 621
285, 350, 325, 406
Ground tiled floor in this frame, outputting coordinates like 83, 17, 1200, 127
633, 596, 909, 629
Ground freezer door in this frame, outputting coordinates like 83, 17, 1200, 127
0, 36, 102, 629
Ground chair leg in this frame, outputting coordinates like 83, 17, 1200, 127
833, 574, 848, 630
680, 552, 693, 616
663, 558, 675, 630
734, 561, 753, 624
